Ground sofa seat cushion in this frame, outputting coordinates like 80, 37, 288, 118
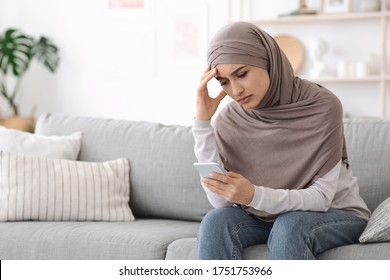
166, 237, 197, 260
165, 238, 269, 260
240, 243, 390, 260
169, 238, 390, 260
0, 219, 199, 260
316, 243, 390, 259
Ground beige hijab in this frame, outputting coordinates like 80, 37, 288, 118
208, 22, 346, 219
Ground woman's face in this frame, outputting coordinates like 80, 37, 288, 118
215, 64, 270, 109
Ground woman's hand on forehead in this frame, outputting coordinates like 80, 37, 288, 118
195, 66, 227, 121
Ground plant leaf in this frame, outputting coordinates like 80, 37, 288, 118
32, 36, 60, 73
0, 29, 34, 76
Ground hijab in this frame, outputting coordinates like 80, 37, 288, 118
207, 22, 347, 220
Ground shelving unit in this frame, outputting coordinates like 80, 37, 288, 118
250, 11, 390, 23
230, 0, 390, 118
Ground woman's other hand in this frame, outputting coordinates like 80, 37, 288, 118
196, 66, 227, 121
201, 171, 255, 205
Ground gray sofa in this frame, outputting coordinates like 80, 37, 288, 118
0, 113, 389, 259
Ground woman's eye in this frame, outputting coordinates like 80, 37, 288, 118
220, 81, 228, 87
237, 72, 247, 78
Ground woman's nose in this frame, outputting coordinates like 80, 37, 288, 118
231, 82, 244, 96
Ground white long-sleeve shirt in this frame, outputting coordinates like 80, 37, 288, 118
192, 119, 370, 221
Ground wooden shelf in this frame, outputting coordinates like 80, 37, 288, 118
305, 76, 389, 83
252, 12, 387, 25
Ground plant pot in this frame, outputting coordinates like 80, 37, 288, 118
0, 115, 35, 132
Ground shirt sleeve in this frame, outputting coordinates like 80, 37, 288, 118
192, 119, 233, 208
247, 161, 342, 214
192, 119, 342, 214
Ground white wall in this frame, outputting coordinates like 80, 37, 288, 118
0, 0, 229, 125
0, 0, 388, 125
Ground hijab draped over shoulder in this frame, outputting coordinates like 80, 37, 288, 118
207, 22, 347, 219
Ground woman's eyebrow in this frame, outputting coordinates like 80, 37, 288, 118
230, 66, 246, 76
215, 66, 247, 80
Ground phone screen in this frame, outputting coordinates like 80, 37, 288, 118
193, 162, 227, 178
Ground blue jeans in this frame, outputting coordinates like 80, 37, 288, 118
197, 206, 367, 260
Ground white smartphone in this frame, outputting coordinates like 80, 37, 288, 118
193, 162, 227, 178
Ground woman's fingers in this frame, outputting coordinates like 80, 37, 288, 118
201, 172, 255, 205
200, 68, 216, 86
196, 66, 225, 120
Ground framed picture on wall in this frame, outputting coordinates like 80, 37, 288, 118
322, 0, 351, 13
107, 0, 155, 18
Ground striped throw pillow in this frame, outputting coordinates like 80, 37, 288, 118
0, 151, 134, 222
359, 197, 390, 243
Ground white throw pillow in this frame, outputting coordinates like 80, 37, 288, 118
0, 151, 134, 222
0, 126, 82, 160
359, 197, 390, 243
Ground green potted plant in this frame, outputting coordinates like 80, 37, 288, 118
0, 28, 60, 131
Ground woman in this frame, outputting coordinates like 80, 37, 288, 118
192, 21, 370, 260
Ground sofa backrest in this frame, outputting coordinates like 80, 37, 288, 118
35, 113, 213, 222
36, 114, 390, 218
343, 119, 390, 212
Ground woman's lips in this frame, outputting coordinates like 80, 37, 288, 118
238, 95, 252, 104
